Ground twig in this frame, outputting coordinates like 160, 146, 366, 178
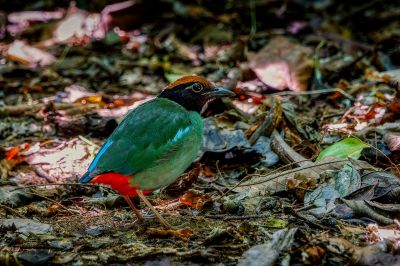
350, 134, 400, 176
271, 88, 354, 100
205, 214, 269, 220
248, 98, 281, 145
270, 130, 313, 167
0, 203, 24, 218
25, 191, 82, 216
234, 159, 348, 188
216, 159, 312, 200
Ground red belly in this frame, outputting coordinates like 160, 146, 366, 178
90, 172, 153, 196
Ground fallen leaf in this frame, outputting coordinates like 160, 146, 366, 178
333, 164, 361, 197
303, 245, 326, 264
5, 40, 55, 66
7, 10, 63, 36
265, 217, 288, 228
8, 10, 63, 24
352, 240, 400, 265
54, 11, 87, 43
366, 223, 400, 244
341, 199, 394, 225
5, 143, 30, 161
361, 171, 400, 202
5, 146, 20, 160
179, 190, 210, 208
238, 228, 297, 266
317, 137, 369, 161
385, 133, 400, 152
304, 184, 340, 218
7, 10, 63, 35
248, 36, 313, 91
203, 116, 250, 152
287, 175, 318, 201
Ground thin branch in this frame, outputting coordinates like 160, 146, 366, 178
271, 88, 354, 100
234, 159, 349, 188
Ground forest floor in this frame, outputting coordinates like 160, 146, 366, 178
1, 1, 400, 265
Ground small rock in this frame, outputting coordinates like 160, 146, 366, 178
85, 225, 105, 236
18, 249, 54, 265
0, 185, 35, 207
49, 239, 73, 250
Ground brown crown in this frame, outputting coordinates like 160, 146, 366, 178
165, 75, 213, 90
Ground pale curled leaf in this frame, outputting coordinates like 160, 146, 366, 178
5, 40, 55, 66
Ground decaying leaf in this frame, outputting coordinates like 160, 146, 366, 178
238, 228, 297, 266
385, 133, 400, 152
248, 36, 313, 91
352, 240, 400, 265
179, 190, 210, 208
341, 199, 394, 225
145, 228, 193, 240
302, 245, 326, 264
361, 171, 400, 202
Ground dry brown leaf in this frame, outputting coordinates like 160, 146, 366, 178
145, 228, 194, 240
248, 36, 313, 91
303, 245, 326, 264
179, 190, 210, 208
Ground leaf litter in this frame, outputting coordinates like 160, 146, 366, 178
1, 1, 400, 265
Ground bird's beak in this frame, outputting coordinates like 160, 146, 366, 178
203, 86, 235, 98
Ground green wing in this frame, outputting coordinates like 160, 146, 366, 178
88, 98, 201, 177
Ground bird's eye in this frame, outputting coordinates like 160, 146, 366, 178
191, 83, 203, 93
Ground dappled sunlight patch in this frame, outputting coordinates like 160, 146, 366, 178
25, 138, 96, 183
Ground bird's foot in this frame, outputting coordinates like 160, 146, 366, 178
122, 195, 143, 223
136, 190, 172, 229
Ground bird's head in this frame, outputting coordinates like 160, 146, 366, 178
158, 75, 235, 113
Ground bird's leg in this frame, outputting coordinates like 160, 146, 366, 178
122, 195, 143, 223
136, 189, 171, 229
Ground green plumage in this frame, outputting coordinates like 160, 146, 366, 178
91, 97, 203, 190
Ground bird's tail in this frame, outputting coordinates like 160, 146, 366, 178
79, 172, 92, 183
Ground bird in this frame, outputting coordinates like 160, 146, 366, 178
80, 75, 235, 228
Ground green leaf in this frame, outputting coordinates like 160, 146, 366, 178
104, 31, 121, 46
317, 137, 368, 161
265, 217, 288, 228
